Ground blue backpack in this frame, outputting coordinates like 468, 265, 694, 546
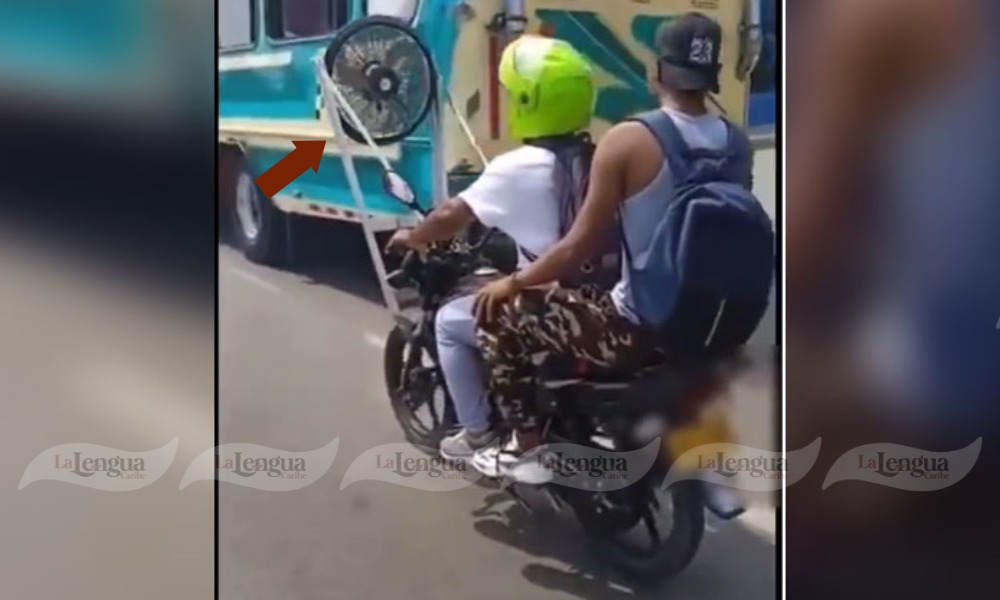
623, 110, 774, 351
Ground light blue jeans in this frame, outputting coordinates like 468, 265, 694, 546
434, 294, 491, 431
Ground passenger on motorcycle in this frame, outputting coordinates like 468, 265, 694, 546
471, 13, 767, 481
386, 35, 600, 460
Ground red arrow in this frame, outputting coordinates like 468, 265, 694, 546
255, 140, 326, 198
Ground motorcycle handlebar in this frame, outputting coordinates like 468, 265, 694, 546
470, 227, 497, 253
400, 249, 421, 273
393, 227, 494, 265
386, 226, 496, 284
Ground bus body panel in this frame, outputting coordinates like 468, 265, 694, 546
218, 0, 754, 227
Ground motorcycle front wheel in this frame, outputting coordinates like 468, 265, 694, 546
383, 325, 457, 453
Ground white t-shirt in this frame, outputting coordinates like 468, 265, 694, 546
459, 146, 562, 267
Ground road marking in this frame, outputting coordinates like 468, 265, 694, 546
364, 331, 386, 350
740, 505, 777, 540
228, 266, 286, 295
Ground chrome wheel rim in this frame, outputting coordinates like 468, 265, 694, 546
235, 172, 261, 241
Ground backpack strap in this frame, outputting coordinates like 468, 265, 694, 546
630, 111, 750, 187
719, 118, 754, 188
629, 110, 693, 184
519, 245, 538, 263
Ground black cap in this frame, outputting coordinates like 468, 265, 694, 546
655, 12, 722, 94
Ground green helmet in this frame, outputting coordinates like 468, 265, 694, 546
499, 35, 595, 141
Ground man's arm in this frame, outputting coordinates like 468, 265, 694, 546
405, 197, 477, 246
510, 125, 631, 288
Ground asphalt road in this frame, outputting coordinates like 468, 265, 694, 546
0, 230, 214, 600
0, 143, 778, 600
218, 235, 776, 600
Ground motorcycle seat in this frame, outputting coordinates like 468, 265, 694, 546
538, 354, 726, 409
537, 356, 639, 387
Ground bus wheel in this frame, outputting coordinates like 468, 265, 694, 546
232, 163, 288, 265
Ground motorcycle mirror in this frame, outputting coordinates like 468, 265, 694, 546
382, 171, 420, 211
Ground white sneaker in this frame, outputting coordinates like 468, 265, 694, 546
471, 436, 554, 485
439, 428, 496, 461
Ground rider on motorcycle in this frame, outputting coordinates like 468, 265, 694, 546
387, 35, 599, 459
470, 13, 762, 481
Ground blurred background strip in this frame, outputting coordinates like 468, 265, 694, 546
0, 1, 215, 599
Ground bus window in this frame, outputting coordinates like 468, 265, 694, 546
365, 0, 419, 22
219, 0, 255, 50
265, 0, 350, 41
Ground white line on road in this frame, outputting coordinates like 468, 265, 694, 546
364, 331, 386, 350
740, 505, 777, 540
228, 266, 286, 295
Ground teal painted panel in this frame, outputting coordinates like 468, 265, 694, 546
536, 9, 659, 123
0, 0, 147, 85
220, 1, 466, 215
219, 42, 329, 120
243, 141, 437, 216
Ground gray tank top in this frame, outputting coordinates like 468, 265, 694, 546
610, 153, 674, 323
610, 109, 751, 322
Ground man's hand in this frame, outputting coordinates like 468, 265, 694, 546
386, 197, 476, 254
385, 229, 426, 254
473, 274, 522, 325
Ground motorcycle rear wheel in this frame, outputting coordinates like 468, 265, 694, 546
581, 479, 705, 583
383, 325, 457, 453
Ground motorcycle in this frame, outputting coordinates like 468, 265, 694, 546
378, 171, 745, 583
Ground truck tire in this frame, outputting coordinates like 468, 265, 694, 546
231, 161, 289, 266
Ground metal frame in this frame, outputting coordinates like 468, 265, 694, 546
313, 56, 446, 315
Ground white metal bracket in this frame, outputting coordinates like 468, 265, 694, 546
313, 57, 448, 316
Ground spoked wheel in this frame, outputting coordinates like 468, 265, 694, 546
577, 479, 705, 583
383, 326, 457, 453
323, 16, 437, 146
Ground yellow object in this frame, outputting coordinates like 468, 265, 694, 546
664, 402, 736, 472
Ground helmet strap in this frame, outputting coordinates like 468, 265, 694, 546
524, 132, 588, 147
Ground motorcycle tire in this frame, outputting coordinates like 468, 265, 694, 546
383, 325, 457, 453
584, 480, 705, 584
